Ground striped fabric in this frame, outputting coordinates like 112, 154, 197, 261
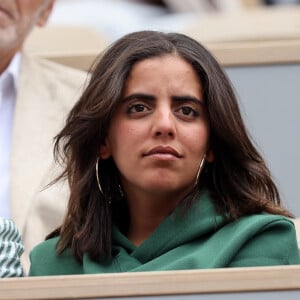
0, 218, 24, 277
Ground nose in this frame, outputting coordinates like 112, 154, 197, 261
152, 106, 176, 138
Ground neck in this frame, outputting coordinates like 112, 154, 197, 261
125, 189, 189, 246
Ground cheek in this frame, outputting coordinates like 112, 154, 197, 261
182, 126, 210, 156
109, 122, 143, 154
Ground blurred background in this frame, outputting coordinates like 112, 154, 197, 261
25, 0, 300, 70
47, 0, 300, 43
24, 0, 300, 216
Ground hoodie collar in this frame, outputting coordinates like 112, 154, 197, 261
113, 191, 226, 264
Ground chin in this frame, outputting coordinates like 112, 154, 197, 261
145, 180, 188, 194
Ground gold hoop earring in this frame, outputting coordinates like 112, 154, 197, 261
95, 157, 104, 195
195, 154, 206, 186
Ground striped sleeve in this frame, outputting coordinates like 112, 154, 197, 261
0, 218, 25, 277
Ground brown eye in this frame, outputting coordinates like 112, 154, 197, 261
179, 106, 199, 116
134, 104, 146, 112
127, 103, 150, 114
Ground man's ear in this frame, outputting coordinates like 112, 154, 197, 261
206, 148, 214, 163
36, 0, 55, 27
99, 140, 112, 160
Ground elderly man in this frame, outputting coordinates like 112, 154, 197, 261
0, 0, 87, 272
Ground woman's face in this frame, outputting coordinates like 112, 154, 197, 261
101, 54, 212, 201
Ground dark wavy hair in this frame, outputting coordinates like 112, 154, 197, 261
49, 30, 292, 262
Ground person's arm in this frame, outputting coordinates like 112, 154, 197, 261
0, 218, 25, 277
229, 218, 300, 267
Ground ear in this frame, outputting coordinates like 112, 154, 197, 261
99, 139, 112, 160
36, 0, 55, 27
206, 148, 214, 163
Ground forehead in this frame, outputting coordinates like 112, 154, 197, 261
130, 54, 194, 74
124, 54, 202, 92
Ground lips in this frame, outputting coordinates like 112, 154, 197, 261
144, 146, 182, 158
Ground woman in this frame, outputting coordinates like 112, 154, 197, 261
0, 218, 24, 277
29, 31, 300, 276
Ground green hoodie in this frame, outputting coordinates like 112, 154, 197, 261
29, 192, 300, 276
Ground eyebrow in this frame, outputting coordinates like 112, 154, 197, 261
122, 93, 204, 106
121, 93, 155, 103
172, 95, 204, 106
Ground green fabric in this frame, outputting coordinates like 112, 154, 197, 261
29, 192, 300, 276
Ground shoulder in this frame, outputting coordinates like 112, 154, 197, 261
29, 237, 59, 269
226, 214, 300, 266
30, 236, 59, 254
19, 53, 89, 110
231, 214, 295, 231
20, 53, 89, 91
29, 237, 82, 276
225, 214, 297, 246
